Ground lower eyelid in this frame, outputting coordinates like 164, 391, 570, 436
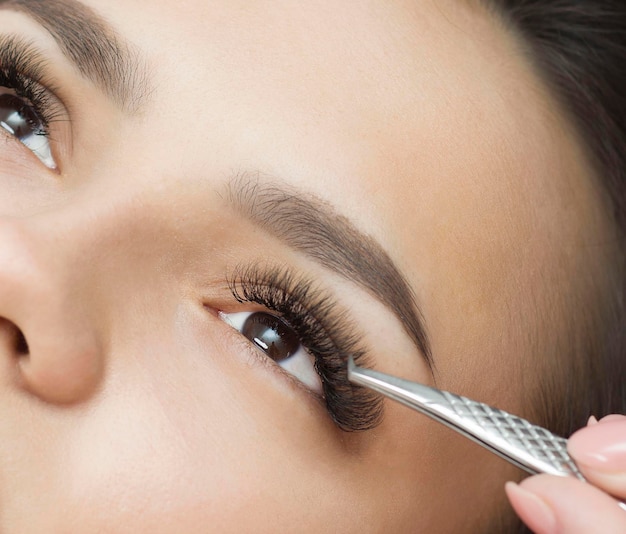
277, 348, 322, 393
0, 132, 60, 174
0, 114, 60, 171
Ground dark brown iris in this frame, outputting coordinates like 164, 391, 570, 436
241, 312, 301, 362
0, 93, 42, 141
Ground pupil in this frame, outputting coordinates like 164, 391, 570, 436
241, 312, 301, 362
0, 93, 41, 141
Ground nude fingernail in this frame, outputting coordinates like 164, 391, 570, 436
587, 415, 598, 426
569, 420, 626, 472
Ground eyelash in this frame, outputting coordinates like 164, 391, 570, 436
0, 37, 64, 139
228, 264, 383, 432
0, 38, 381, 432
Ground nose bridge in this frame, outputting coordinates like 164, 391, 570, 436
0, 215, 103, 404
0, 219, 53, 320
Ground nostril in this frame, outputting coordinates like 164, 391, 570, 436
14, 328, 29, 355
2, 314, 102, 404
0, 319, 30, 356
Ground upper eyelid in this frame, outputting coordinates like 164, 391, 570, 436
0, 36, 79, 165
225, 264, 353, 352
0, 33, 105, 119
0, 0, 150, 113
0, 36, 64, 98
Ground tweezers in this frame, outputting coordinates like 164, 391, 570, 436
348, 357, 626, 510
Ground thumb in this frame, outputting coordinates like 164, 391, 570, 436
568, 416, 626, 498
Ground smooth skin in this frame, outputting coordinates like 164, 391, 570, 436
0, 0, 617, 532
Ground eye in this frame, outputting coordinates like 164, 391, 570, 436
220, 311, 323, 394
0, 90, 56, 169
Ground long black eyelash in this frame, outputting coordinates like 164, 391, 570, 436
228, 263, 383, 432
0, 36, 65, 135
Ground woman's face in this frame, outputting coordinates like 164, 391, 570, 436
0, 0, 612, 531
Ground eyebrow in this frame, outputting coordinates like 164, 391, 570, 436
226, 174, 434, 369
0, 0, 149, 111
0, 2, 432, 370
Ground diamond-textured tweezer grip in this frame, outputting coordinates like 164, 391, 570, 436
348, 359, 626, 510
440, 391, 585, 479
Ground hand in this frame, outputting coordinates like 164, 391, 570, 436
505, 415, 626, 533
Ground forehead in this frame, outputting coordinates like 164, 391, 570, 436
68, 0, 606, 391
86, 0, 513, 123
81, 0, 543, 208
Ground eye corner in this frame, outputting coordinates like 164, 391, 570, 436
217, 310, 252, 331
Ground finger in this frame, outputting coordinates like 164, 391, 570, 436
506, 475, 626, 534
597, 414, 626, 425
568, 419, 626, 499
587, 415, 626, 427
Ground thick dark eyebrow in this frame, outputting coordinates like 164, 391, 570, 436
226, 174, 434, 369
0, 0, 149, 111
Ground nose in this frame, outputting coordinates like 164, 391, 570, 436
0, 219, 103, 404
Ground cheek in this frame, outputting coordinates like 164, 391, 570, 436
37, 310, 380, 532
0, 160, 60, 215
353, 400, 522, 532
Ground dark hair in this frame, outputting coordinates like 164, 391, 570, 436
480, 0, 626, 531
472, 0, 626, 533
496, 0, 626, 429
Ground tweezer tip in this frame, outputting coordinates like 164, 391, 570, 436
346, 355, 357, 377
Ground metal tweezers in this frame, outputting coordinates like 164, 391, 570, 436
348, 357, 626, 510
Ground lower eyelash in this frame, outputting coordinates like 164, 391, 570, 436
228, 263, 383, 432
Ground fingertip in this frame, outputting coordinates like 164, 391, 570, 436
505, 480, 556, 534
598, 414, 626, 425
568, 419, 626, 498
514, 475, 626, 534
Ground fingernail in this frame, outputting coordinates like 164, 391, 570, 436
569, 420, 626, 472
587, 415, 598, 426
505, 482, 557, 533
